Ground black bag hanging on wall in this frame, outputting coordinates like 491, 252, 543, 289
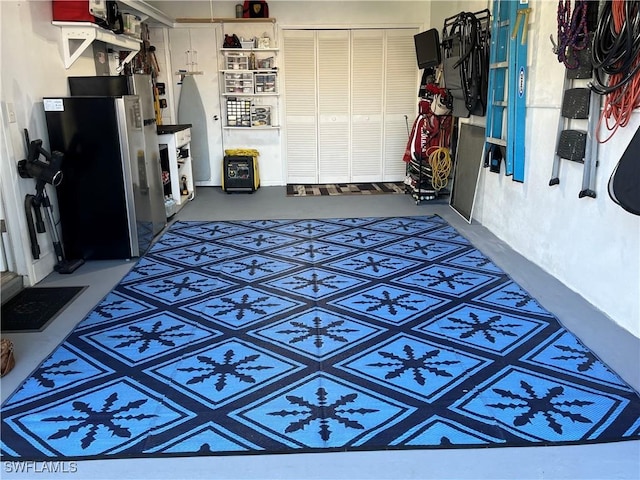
104, 1, 123, 34
92, 1, 123, 33
608, 127, 640, 216
243, 1, 269, 18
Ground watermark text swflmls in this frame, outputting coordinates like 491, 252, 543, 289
4, 461, 78, 474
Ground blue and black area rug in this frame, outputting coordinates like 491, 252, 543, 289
2, 215, 639, 460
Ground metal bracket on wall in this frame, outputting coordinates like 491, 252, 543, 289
52, 21, 141, 69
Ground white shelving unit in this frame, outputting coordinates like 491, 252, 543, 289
173, 17, 281, 178
219, 47, 280, 129
158, 126, 195, 217
52, 1, 174, 69
118, 0, 175, 27
216, 18, 279, 130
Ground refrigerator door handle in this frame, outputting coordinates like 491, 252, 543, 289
116, 96, 142, 257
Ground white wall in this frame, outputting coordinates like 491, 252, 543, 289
1, 1, 108, 286
440, 0, 640, 337
152, 0, 430, 26
429, 0, 489, 28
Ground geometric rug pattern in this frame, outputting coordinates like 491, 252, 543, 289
2, 215, 639, 460
286, 182, 406, 196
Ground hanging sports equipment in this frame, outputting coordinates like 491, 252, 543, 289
441, 9, 490, 118
484, 0, 529, 182
403, 99, 453, 204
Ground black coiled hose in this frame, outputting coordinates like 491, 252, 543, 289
590, 0, 640, 95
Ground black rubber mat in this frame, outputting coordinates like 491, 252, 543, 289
1, 286, 85, 332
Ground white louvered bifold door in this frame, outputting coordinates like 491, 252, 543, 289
283, 30, 318, 184
317, 30, 350, 183
283, 28, 418, 183
351, 30, 384, 183
384, 29, 419, 180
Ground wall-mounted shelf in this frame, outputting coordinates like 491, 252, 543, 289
176, 17, 276, 24
118, 0, 175, 27
220, 48, 279, 53
220, 39, 280, 129
223, 126, 280, 130
175, 70, 203, 82
52, 21, 141, 69
220, 69, 277, 73
222, 93, 278, 97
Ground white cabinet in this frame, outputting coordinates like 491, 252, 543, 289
158, 126, 195, 217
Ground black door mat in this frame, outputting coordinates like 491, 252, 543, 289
1, 286, 86, 332
286, 182, 406, 196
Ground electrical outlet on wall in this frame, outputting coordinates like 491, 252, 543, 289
5, 102, 16, 123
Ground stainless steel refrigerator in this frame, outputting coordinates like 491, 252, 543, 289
43, 94, 166, 260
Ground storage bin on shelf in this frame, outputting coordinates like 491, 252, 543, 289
254, 72, 277, 93
225, 52, 249, 70
224, 72, 254, 94
251, 106, 271, 127
240, 39, 255, 49
226, 97, 252, 127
